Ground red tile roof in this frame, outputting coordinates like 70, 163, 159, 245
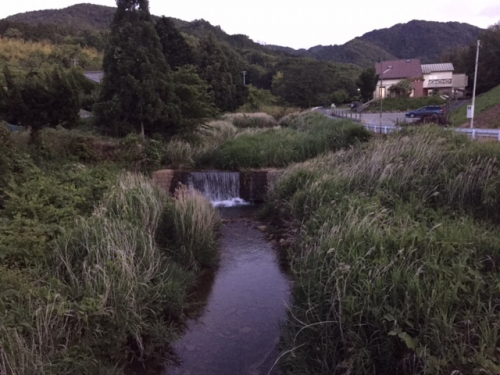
375, 59, 422, 80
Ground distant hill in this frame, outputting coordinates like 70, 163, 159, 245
3, 3, 273, 55
268, 20, 482, 67
360, 20, 482, 63
3, 4, 483, 67
5, 3, 115, 30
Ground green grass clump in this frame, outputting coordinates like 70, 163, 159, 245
0, 172, 221, 374
204, 113, 371, 169
223, 113, 278, 128
368, 96, 445, 112
451, 84, 500, 127
266, 127, 500, 374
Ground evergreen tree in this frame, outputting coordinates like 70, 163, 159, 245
172, 65, 218, 133
197, 34, 247, 112
357, 66, 379, 102
94, 0, 180, 137
155, 17, 194, 70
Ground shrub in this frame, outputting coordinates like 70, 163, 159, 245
266, 127, 500, 374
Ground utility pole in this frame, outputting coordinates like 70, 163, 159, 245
242, 71, 247, 86
379, 58, 383, 127
71, 58, 79, 67
470, 40, 480, 129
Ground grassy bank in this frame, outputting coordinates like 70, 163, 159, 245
200, 112, 371, 169
0, 124, 221, 373
451, 84, 500, 127
265, 127, 500, 374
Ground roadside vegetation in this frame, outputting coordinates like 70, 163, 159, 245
450, 84, 500, 127
265, 127, 500, 374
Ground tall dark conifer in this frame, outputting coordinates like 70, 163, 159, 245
155, 17, 194, 70
197, 34, 248, 112
94, 0, 180, 136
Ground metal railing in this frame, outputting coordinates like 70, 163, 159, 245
360, 124, 500, 141
331, 109, 362, 122
325, 109, 500, 141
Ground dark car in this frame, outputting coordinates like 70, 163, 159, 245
405, 106, 444, 118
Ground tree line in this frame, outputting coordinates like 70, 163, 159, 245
1, 0, 377, 140
441, 22, 500, 95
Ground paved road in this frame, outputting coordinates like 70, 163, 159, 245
361, 112, 417, 126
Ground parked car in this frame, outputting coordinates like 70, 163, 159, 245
405, 106, 444, 118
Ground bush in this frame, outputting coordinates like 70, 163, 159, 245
266, 127, 500, 374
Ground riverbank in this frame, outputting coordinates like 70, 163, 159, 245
264, 127, 500, 374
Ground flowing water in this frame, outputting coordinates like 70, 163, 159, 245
187, 171, 250, 208
164, 172, 291, 375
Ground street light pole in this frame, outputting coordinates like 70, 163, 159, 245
470, 40, 480, 129
242, 71, 247, 86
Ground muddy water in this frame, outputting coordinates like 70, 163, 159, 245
166, 206, 290, 375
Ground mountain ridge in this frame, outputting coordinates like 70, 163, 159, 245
2, 4, 483, 67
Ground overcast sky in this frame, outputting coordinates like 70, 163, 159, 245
1, 0, 499, 49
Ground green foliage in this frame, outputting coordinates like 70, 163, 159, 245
445, 24, 500, 95
389, 78, 413, 97
331, 89, 349, 105
357, 66, 378, 101
0, 123, 14, 206
172, 65, 218, 133
196, 34, 248, 112
238, 85, 276, 111
273, 59, 361, 108
0, 160, 118, 267
266, 128, 500, 374
203, 113, 370, 169
94, 0, 180, 137
0, 66, 81, 142
451, 84, 500, 127
155, 16, 195, 69
0, 172, 221, 374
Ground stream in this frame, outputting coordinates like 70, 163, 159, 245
165, 205, 291, 375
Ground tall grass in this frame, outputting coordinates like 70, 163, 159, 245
0, 173, 221, 374
204, 112, 371, 169
266, 127, 500, 374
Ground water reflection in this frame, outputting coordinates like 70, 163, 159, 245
165, 206, 291, 375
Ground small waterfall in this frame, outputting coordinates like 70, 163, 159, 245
188, 171, 249, 207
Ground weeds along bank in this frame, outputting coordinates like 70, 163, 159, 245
265, 127, 500, 374
0, 125, 220, 373
203, 113, 370, 169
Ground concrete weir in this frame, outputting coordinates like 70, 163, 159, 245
152, 169, 283, 203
